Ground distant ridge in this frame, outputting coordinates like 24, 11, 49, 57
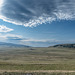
0, 42, 30, 48
50, 44, 75, 48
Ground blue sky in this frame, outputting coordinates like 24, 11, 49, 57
0, 0, 75, 47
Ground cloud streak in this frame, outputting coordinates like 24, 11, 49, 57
0, 33, 22, 42
0, 0, 75, 27
0, 25, 13, 32
20, 39, 75, 47
0, 33, 22, 39
0, 32, 75, 47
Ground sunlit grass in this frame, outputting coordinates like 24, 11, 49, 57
0, 47, 75, 71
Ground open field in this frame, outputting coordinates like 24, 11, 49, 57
0, 47, 75, 74
0, 47, 75, 64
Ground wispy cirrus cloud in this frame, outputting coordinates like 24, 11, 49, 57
0, 0, 75, 27
0, 33, 22, 41
0, 33, 75, 47
20, 39, 75, 47
0, 25, 13, 32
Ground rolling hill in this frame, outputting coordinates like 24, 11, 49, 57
0, 42, 30, 48
51, 44, 75, 48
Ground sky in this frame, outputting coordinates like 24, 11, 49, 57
0, 0, 75, 47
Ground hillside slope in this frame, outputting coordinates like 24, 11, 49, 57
0, 42, 30, 48
51, 44, 75, 48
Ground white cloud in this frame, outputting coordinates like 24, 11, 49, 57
0, 25, 13, 32
0, 33, 22, 42
24, 14, 56, 27
21, 39, 58, 42
0, 0, 75, 27
20, 38, 75, 47
0, 0, 4, 10
20, 39, 59, 47
0, 33, 75, 47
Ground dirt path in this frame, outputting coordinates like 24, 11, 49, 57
0, 70, 75, 73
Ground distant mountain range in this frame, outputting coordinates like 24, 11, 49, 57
0, 42, 30, 48
51, 44, 75, 48
0, 42, 75, 48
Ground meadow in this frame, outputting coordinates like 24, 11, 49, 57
0, 47, 75, 74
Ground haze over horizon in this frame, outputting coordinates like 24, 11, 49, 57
0, 0, 75, 47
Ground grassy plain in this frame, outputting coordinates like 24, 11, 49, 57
0, 47, 75, 74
